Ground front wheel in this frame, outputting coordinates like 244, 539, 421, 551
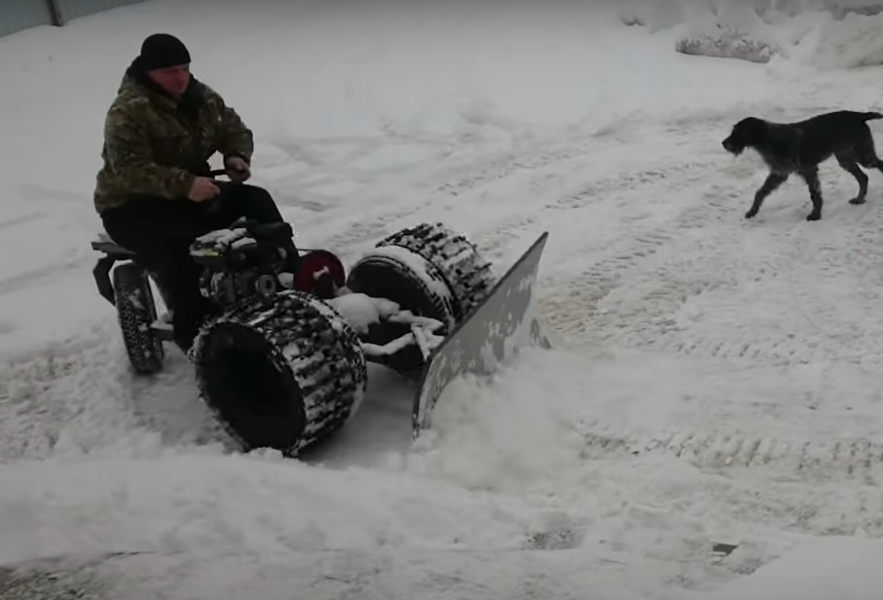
191, 291, 368, 456
345, 222, 497, 375
376, 222, 497, 323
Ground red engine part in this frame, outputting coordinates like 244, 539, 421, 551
295, 250, 347, 296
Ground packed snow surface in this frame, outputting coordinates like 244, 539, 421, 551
6, 0, 883, 598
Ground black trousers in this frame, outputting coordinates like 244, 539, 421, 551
101, 183, 299, 353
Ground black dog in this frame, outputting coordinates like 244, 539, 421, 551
722, 110, 883, 221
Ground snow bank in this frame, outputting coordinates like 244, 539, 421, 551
625, 0, 883, 68
676, 26, 780, 64
699, 536, 883, 600
394, 347, 690, 495
0, 452, 535, 566
0, 450, 706, 600
673, 4, 783, 64
805, 10, 883, 67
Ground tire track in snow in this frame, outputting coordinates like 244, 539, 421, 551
301, 111, 737, 263
575, 424, 883, 538
776, 179, 883, 363
447, 114, 739, 348
534, 149, 727, 347
539, 228, 681, 342
537, 147, 880, 367
0, 211, 45, 232
466, 121, 736, 313
439, 111, 736, 260
0, 257, 93, 297
315, 137, 608, 256
578, 424, 882, 485
612, 189, 815, 365
642, 168, 883, 365
0, 325, 224, 464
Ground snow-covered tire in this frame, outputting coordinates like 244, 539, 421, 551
191, 291, 368, 456
346, 247, 457, 330
345, 247, 456, 376
345, 223, 496, 377
375, 222, 496, 323
113, 262, 164, 375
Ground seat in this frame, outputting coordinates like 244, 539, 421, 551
91, 232, 137, 258
248, 222, 293, 243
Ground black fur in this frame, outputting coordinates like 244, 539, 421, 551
722, 110, 883, 221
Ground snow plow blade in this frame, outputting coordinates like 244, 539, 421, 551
412, 231, 551, 437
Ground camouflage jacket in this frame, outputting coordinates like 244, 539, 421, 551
93, 73, 254, 213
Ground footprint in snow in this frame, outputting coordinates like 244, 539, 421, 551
523, 511, 585, 551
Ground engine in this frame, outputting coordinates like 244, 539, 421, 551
189, 222, 290, 308
201, 268, 281, 307
187, 218, 349, 307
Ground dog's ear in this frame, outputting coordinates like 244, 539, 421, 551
738, 117, 768, 144
723, 116, 768, 154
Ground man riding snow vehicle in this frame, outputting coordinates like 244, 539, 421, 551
93, 33, 301, 355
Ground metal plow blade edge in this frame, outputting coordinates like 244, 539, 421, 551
412, 231, 551, 437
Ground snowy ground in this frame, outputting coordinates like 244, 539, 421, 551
6, 0, 883, 598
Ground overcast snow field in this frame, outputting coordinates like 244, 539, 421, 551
6, 0, 883, 598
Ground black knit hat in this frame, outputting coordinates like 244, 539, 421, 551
138, 33, 191, 71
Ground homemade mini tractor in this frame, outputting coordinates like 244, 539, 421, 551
90, 183, 550, 456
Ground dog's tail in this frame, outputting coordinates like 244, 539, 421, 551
862, 111, 883, 121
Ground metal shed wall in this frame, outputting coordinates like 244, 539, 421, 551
0, 2, 54, 38
54, 0, 144, 24
0, 0, 145, 38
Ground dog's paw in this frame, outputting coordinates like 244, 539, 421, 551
806, 212, 821, 221
849, 197, 866, 205
745, 209, 757, 219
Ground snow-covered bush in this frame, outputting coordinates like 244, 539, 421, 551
675, 23, 781, 62
675, 3, 784, 63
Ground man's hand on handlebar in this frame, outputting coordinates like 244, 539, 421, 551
189, 176, 221, 202
224, 156, 251, 183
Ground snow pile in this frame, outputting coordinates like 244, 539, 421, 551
695, 536, 883, 600
0, 452, 532, 567
395, 347, 688, 495
673, 4, 783, 64
802, 10, 883, 67
400, 353, 589, 494
0, 448, 750, 600
624, 0, 883, 68
327, 292, 384, 334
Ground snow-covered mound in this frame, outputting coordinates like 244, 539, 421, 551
676, 4, 782, 63
697, 536, 883, 600
624, 0, 883, 68
805, 10, 883, 67
676, 25, 781, 64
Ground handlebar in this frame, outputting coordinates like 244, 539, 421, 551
202, 168, 246, 211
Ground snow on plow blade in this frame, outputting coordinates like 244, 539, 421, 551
412, 231, 551, 437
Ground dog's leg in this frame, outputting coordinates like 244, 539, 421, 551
856, 136, 883, 180
835, 151, 869, 205
799, 167, 824, 221
746, 172, 788, 219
